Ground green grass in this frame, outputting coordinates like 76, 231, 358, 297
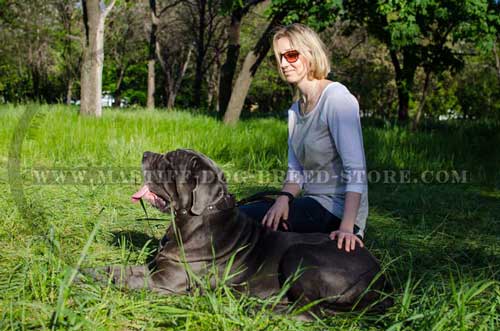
0, 104, 499, 330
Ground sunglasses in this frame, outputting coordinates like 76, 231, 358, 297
280, 50, 300, 63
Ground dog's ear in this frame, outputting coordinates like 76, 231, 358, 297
190, 170, 224, 215
174, 171, 193, 211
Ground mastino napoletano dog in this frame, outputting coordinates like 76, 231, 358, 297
88, 149, 392, 313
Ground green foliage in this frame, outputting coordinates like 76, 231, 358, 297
344, 0, 499, 121
0, 0, 499, 123
455, 59, 500, 119
0, 0, 83, 103
419, 71, 461, 118
328, 29, 398, 117
247, 63, 292, 115
351, 0, 492, 50
102, 0, 147, 106
220, 0, 246, 14
268, 0, 342, 30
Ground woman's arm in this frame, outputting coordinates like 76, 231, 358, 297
281, 182, 302, 198
262, 110, 303, 230
261, 141, 303, 231
330, 191, 364, 252
340, 191, 361, 233
326, 89, 367, 252
261, 182, 301, 230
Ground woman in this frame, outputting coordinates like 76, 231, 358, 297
239, 23, 368, 253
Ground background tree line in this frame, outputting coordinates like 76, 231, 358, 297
0, 0, 499, 126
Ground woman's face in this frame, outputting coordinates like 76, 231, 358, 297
276, 37, 308, 85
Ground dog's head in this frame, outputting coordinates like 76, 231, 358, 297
132, 149, 228, 216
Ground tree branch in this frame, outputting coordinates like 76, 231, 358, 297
242, 0, 265, 15
103, 0, 117, 18
159, 0, 184, 17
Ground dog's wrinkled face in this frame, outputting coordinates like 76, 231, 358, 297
131, 149, 227, 215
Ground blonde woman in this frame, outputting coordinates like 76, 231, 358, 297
239, 23, 368, 252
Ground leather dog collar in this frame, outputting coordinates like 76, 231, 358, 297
236, 191, 294, 206
173, 193, 236, 217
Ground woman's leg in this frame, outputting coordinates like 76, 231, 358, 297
238, 200, 274, 224
287, 197, 342, 233
238, 197, 342, 234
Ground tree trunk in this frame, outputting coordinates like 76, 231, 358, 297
166, 87, 176, 109
113, 94, 122, 108
396, 85, 410, 122
194, 57, 204, 107
218, 0, 265, 115
223, 14, 284, 125
206, 74, 213, 109
80, 0, 116, 117
113, 66, 126, 108
412, 70, 431, 131
493, 38, 500, 82
193, 0, 207, 108
218, 12, 242, 114
212, 65, 220, 112
59, 1, 77, 106
31, 68, 41, 101
147, 1, 159, 110
207, 51, 221, 111
157, 40, 192, 110
170, 46, 192, 109
147, 60, 155, 109
223, 52, 257, 124
66, 78, 73, 105
389, 49, 416, 123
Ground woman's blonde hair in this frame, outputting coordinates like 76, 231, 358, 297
272, 23, 331, 81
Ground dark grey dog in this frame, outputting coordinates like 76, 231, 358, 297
92, 149, 391, 313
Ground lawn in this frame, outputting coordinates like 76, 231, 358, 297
0, 104, 499, 330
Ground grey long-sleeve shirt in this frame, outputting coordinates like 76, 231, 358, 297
285, 82, 369, 237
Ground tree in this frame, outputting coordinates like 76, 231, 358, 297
55, 0, 83, 105
105, 0, 146, 108
223, 0, 341, 125
489, 0, 500, 82
0, 0, 60, 102
181, 0, 229, 108
146, 0, 183, 109
79, 0, 117, 117
155, 5, 194, 109
494, 36, 500, 81
344, 0, 496, 123
218, 0, 266, 114
323, 21, 398, 118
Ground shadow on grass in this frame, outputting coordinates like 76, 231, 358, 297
234, 182, 500, 286
367, 182, 500, 287
110, 229, 161, 264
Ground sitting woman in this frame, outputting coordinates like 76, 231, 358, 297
239, 23, 368, 252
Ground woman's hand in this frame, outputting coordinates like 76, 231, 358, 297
329, 229, 364, 252
261, 196, 290, 231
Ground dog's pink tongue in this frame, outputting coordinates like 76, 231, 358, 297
131, 185, 150, 203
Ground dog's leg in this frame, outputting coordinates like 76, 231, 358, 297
83, 265, 151, 290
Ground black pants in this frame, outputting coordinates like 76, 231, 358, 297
238, 197, 348, 234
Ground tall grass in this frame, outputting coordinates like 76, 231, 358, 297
0, 104, 499, 330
